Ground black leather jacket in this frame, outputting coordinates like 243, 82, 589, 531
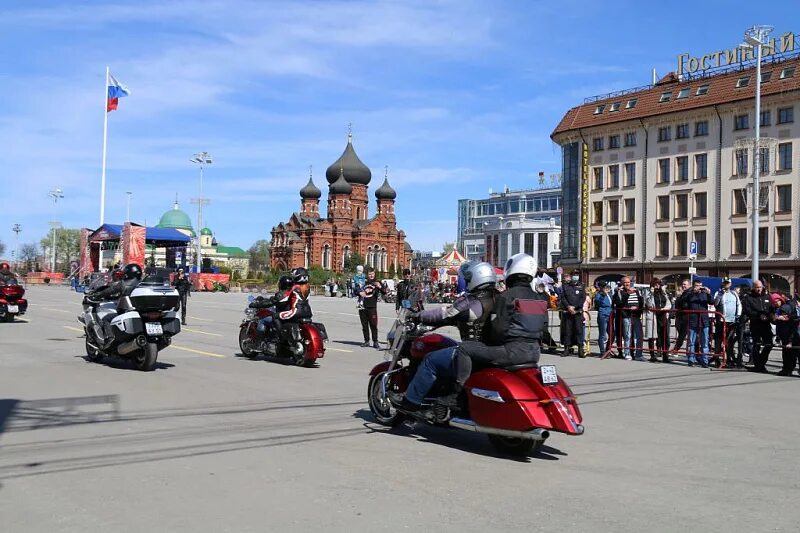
91, 278, 140, 301
485, 280, 546, 344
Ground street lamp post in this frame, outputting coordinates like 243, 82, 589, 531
190, 152, 212, 273
126, 191, 133, 222
48, 188, 64, 273
11, 224, 21, 270
742, 25, 773, 284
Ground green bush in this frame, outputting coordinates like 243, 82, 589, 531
307, 266, 328, 286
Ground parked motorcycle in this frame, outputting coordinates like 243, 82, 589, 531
0, 279, 28, 322
78, 275, 181, 371
367, 303, 584, 456
238, 295, 327, 367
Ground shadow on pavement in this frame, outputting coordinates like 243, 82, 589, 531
0, 395, 120, 434
75, 355, 175, 371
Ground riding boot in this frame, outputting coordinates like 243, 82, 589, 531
578, 345, 585, 358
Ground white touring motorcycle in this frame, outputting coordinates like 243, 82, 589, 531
78, 276, 181, 371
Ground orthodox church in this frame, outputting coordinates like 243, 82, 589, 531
270, 133, 411, 274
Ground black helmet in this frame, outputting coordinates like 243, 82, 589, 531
278, 275, 293, 291
291, 267, 309, 284
122, 263, 143, 280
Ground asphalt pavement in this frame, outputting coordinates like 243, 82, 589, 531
1, 286, 798, 532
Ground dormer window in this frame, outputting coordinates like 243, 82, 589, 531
609, 102, 621, 112
659, 91, 672, 102
696, 84, 710, 96
736, 76, 751, 88
594, 104, 606, 114
625, 98, 638, 109
780, 66, 795, 79
677, 88, 690, 99
761, 71, 773, 83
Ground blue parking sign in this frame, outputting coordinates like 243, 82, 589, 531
689, 241, 697, 256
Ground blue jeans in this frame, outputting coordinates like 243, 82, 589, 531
622, 316, 643, 359
257, 315, 273, 334
597, 313, 611, 354
687, 325, 709, 365
405, 346, 457, 404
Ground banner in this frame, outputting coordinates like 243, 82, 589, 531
79, 228, 93, 279
121, 223, 146, 268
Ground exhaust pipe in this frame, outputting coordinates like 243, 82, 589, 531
118, 335, 147, 355
449, 417, 550, 441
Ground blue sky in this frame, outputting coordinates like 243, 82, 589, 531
0, 0, 796, 255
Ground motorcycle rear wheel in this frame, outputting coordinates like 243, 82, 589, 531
134, 342, 158, 371
488, 435, 543, 457
367, 373, 404, 426
85, 336, 104, 362
239, 328, 258, 357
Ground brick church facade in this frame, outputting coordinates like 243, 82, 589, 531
270, 133, 412, 274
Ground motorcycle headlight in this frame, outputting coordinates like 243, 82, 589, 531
245, 308, 255, 319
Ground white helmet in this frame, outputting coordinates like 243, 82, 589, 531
504, 253, 537, 282
464, 262, 497, 292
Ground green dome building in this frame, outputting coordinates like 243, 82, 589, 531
156, 202, 194, 236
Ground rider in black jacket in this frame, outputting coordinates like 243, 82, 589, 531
91, 264, 143, 301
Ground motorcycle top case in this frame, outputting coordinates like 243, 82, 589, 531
129, 285, 180, 312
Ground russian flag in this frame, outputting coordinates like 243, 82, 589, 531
107, 74, 130, 112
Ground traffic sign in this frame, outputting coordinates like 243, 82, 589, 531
688, 267, 697, 274
689, 240, 698, 258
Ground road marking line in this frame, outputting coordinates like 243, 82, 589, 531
182, 327, 223, 337
170, 345, 225, 358
63, 326, 84, 333
42, 307, 71, 313
328, 347, 354, 353
188, 316, 213, 322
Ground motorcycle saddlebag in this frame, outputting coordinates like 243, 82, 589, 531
312, 322, 328, 341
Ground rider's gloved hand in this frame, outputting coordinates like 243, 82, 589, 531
407, 311, 421, 323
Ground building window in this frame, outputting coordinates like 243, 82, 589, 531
657, 233, 669, 257
659, 91, 672, 102
735, 148, 749, 176
607, 235, 619, 258
695, 153, 708, 180
695, 120, 709, 136
733, 228, 747, 255
758, 147, 770, 174
657, 126, 671, 142
733, 189, 748, 215
607, 199, 619, 224
694, 192, 707, 218
675, 232, 688, 257
776, 184, 792, 213
608, 164, 620, 188
776, 226, 791, 253
675, 193, 689, 219
694, 230, 707, 256
594, 105, 606, 115
624, 132, 637, 146
780, 66, 795, 79
657, 195, 670, 220
592, 236, 602, 259
592, 201, 603, 225
696, 84, 710, 96
626, 98, 638, 109
658, 158, 670, 183
593, 167, 604, 190
624, 198, 635, 223
593, 137, 604, 151
736, 76, 751, 88
676, 156, 689, 182
778, 142, 793, 170
758, 227, 768, 255
778, 106, 794, 124
762, 71, 773, 83
609, 135, 620, 149
734, 114, 749, 130
677, 88, 690, 99
676, 123, 689, 139
610, 102, 621, 112
760, 110, 771, 127
623, 234, 635, 257
322, 244, 331, 270
624, 162, 636, 186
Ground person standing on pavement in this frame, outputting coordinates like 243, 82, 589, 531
358, 268, 385, 348
672, 279, 691, 353
645, 278, 672, 362
172, 268, 192, 325
685, 279, 713, 367
594, 282, 613, 356
613, 276, 643, 360
772, 293, 800, 376
560, 269, 587, 358
742, 280, 774, 373
713, 278, 742, 368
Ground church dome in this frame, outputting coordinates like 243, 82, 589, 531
300, 177, 322, 199
157, 202, 194, 231
329, 168, 353, 195
200, 227, 213, 236
375, 177, 396, 200
325, 133, 372, 185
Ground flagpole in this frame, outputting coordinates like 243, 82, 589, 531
100, 66, 109, 226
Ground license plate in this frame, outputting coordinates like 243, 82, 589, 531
6, 305, 18, 313
145, 322, 163, 335
540, 365, 558, 385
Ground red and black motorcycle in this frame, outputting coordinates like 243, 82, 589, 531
0, 279, 28, 322
238, 298, 327, 367
367, 305, 584, 456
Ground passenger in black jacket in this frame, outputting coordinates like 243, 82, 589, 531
560, 270, 587, 358
742, 280, 774, 373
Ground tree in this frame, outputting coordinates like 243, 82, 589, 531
248, 239, 270, 274
19, 243, 39, 272
343, 252, 365, 273
40, 228, 80, 273
442, 242, 456, 253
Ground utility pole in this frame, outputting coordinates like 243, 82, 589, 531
190, 152, 212, 273
48, 188, 64, 273
11, 224, 21, 271
126, 191, 133, 222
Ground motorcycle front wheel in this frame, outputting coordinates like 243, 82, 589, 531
134, 342, 158, 371
367, 372, 404, 427
239, 327, 258, 357
488, 435, 543, 457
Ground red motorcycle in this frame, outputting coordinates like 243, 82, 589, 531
367, 305, 584, 456
238, 299, 327, 367
0, 280, 28, 322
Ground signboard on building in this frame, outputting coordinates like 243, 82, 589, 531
580, 142, 589, 260
677, 31, 797, 76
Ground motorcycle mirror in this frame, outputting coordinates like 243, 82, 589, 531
247, 294, 256, 303
401, 299, 412, 309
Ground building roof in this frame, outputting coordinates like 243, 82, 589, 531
329, 167, 353, 194
156, 202, 194, 231
216, 245, 248, 258
300, 177, 322, 199
374, 177, 397, 200
325, 133, 372, 185
552, 55, 800, 138
89, 223, 191, 244
436, 249, 467, 266
200, 227, 213, 236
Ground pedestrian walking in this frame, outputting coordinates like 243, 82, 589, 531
612, 276, 643, 360
594, 282, 613, 356
713, 278, 742, 368
685, 279, 713, 367
358, 268, 385, 349
645, 278, 672, 362
672, 279, 691, 353
172, 268, 192, 325
742, 280, 773, 373
560, 270, 586, 358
